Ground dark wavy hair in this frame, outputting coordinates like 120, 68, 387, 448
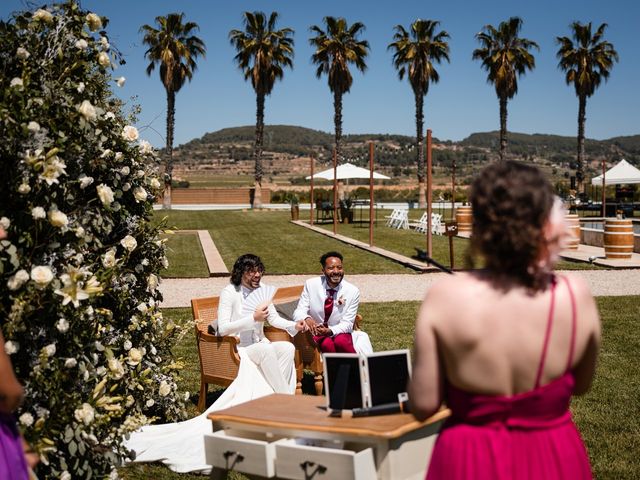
230, 254, 265, 286
320, 251, 343, 267
469, 160, 555, 291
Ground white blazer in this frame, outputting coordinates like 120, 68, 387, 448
293, 276, 360, 336
212, 283, 297, 347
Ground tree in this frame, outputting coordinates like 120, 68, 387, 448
0, 2, 185, 477
141, 13, 206, 209
472, 17, 538, 160
389, 19, 450, 208
556, 22, 618, 192
229, 11, 294, 208
309, 16, 369, 165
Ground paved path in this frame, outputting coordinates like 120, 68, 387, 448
158, 269, 640, 308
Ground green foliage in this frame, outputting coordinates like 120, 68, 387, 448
0, 2, 187, 477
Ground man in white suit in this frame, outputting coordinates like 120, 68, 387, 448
210, 254, 304, 393
293, 251, 373, 355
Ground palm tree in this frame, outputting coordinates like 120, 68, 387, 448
388, 19, 450, 208
141, 13, 206, 209
472, 17, 538, 161
309, 17, 369, 165
557, 22, 618, 192
230, 11, 294, 208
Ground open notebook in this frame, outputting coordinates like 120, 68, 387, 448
322, 350, 412, 412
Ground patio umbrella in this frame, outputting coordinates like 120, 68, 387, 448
306, 162, 390, 180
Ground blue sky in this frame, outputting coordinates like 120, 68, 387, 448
2, 0, 638, 148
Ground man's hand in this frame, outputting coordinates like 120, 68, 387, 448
294, 320, 307, 332
314, 325, 332, 337
304, 317, 318, 335
253, 305, 269, 322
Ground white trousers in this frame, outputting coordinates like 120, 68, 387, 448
244, 341, 295, 394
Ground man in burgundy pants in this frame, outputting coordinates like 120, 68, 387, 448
293, 251, 372, 355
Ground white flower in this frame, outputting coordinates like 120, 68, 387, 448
7, 269, 29, 291
122, 125, 139, 142
77, 100, 97, 121
18, 183, 31, 194
100, 149, 112, 159
136, 170, 145, 178
97, 51, 110, 67
27, 121, 40, 132
86, 12, 102, 31
39, 156, 67, 185
161, 257, 169, 268
74, 39, 88, 50
77, 82, 85, 93
64, 358, 77, 368
127, 348, 143, 366
146, 399, 155, 408
108, 358, 124, 379
19, 413, 34, 427
104, 111, 115, 120
114, 152, 123, 162
31, 207, 46, 219
136, 303, 148, 313
120, 235, 137, 252
79, 175, 94, 189
30, 266, 54, 287
74, 403, 95, 425
33, 9, 53, 23
147, 274, 159, 291
75, 226, 85, 238
108, 468, 119, 480
54, 267, 103, 308
4, 341, 18, 355
123, 340, 132, 351
16, 47, 30, 60
48, 210, 68, 228
102, 248, 117, 268
43, 343, 56, 358
149, 178, 161, 190
116, 76, 126, 87
138, 140, 153, 155
56, 318, 69, 333
100, 37, 110, 50
0, 217, 9, 229
10, 78, 23, 88
60, 472, 72, 480
133, 186, 148, 203
159, 381, 171, 397
122, 183, 131, 192
120, 166, 130, 176
96, 184, 114, 206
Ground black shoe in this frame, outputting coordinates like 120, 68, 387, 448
207, 325, 216, 335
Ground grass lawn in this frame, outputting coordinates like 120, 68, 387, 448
154, 210, 600, 277
120, 296, 640, 479
162, 232, 209, 278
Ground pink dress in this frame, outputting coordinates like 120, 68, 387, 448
426, 278, 592, 479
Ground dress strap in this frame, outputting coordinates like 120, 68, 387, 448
562, 276, 578, 372
534, 277, 557, 389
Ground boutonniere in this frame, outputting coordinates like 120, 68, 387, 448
337, 295, 346, 306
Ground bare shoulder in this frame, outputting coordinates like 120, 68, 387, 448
557, 272, 600, 332
425, 272, 484, 304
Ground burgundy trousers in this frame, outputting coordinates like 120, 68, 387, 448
313, 332, 356, 354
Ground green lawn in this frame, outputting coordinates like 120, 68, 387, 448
120, 296, 640, 479
162, 232, 209, 278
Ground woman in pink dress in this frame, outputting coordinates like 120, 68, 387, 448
410, 161, 601, 479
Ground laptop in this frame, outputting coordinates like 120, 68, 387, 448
323, 349, 412, 412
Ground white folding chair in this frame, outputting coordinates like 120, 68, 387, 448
385, 208, 401, 227
409, 212, 429, 233
431, 213, 444, 235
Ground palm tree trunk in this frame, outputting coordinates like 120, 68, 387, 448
333, 90, 343, 164
499, 95, 508, 161
415, 91, 426, 208
163, 89, 175, 209
576, 95, 586, 193
253, 92, 265, 208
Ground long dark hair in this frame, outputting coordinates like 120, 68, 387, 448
469, 160, 555, 291
230, 254, 265, 286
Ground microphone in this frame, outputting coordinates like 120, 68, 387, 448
351, 399, 410, 417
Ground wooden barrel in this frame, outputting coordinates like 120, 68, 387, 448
604, 218, 633, 259
564, 214, 580, 250
456, 205, 473, 233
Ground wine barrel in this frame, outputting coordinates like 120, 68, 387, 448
564, 214, 580, 250
456, 205, 473, 233
604, 218, 633, 259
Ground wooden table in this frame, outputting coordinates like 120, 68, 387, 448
206, 394, 449, 480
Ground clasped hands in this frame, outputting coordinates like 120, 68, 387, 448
252, 305, 307, 332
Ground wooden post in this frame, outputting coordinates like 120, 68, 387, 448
333, 148, 338, 235
310, 155, 315, 225
426, 129, 433, 258
451, 157, 456, 221
369, 142, 374, 247
601, 158, 606, 218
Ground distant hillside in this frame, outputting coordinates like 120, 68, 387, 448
171, 125, 640, 179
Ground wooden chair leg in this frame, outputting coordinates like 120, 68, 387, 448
296, 364, 303, 395
198, 381, 207, 412
314, 373, 323, 396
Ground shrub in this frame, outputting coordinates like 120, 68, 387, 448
0, 3, 187, 478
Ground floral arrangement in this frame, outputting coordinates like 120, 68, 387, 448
0, 2, 187, 478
